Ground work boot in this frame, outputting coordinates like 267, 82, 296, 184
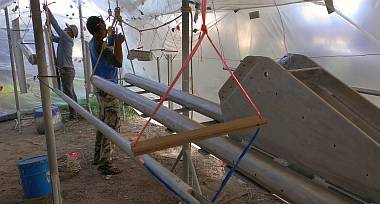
92, 153, 100, 165
98, 163, 122, 175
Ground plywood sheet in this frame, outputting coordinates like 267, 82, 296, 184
219, 56, 380, 202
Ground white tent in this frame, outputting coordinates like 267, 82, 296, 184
1, 0, 380, 115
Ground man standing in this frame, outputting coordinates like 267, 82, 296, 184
43, 5, 79, 119
86, 16, 124, 175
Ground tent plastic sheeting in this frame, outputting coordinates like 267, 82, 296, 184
1, 0, 380, 116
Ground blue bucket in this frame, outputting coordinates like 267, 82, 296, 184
17, 155, 52, 198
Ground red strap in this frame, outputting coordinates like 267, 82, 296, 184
132, 32, 207, 147
133, 0, 262, 149
206, 33, 262, 118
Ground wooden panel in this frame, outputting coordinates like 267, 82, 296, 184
219, 56, 380, 202
133, 116, 266, 156
291, 68, 380, 143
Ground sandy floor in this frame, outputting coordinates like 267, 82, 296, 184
0, 115, 282, 204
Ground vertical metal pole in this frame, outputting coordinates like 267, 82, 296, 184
166, 54, 173, 110
11, 17, 28, 94
30, 1, 62, 203
182, 0, 191, 184
5, 7, 21, 131
78, 0, 91, 111
156, 57, 161, 83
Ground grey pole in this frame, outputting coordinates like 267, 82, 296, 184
92, 76, 350, 204
181, 0, 191, 184
53, 87, 200, 204
4, 7, 21, 131
30, 1, 62, 203
78, 0, 91, 111
125, 73, 223, 122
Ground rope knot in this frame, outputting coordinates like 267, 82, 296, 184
181, 6, 191, 13
201, 24, 207, 34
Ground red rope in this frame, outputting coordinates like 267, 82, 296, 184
205, 33, 262, 118
132, 32, 207, 147
133, 0, 262, 148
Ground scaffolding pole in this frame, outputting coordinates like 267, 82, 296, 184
182, 0, 191, 185
4, 7, 21, 131
52, 87, 200, 204
30, 1, 62, 203
78, 0, 91, 111
93, 76, 350, 204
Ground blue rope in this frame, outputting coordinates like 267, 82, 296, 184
211, 128, 261, 202
143, 163, 190, 204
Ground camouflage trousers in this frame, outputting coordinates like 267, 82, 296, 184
94, 89, 121, 166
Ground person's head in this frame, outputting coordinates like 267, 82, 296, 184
86, 16, 107, 40
64, 24, 78, 39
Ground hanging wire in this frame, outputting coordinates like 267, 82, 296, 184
211, 0, 225, 59
121, 14, 182, 33
273, 0, 289, 54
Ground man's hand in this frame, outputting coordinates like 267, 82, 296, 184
108, 26, 115, 38
42, 4, 49, 11
115, 34, 125, 45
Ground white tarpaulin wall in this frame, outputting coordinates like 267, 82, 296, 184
116, 0, 380, 106
1, 0, 380, 116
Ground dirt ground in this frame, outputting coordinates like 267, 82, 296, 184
0, 115, 283, 204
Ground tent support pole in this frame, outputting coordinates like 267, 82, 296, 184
182, 0, 192, 186
4, 7, 21, 131
30, 1, 62, 203
78, 0, 91, 111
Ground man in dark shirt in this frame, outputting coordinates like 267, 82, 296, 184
86, 16, 124, 175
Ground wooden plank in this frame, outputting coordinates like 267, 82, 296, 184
132, 116, 267, 156
219, 56, 380, 202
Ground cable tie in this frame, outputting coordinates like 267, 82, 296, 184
37, 75, 59, 78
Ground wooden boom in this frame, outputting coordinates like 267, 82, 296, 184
132, 116, 267, 156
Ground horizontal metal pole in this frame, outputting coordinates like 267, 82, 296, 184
53, 87, 200, 204
93, 75, 350, 204
124, 73, 224, 122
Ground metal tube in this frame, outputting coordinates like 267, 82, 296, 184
141, 156, 200, 204
92, 76, 350, 204
78, 0, 91, 110
125, 73, 223, 122
182, 0, 191, 184
54, 88, 133, 155
30, 1, 62, 203
156, 57, 161, 83
11, 17, 28, 93
5, 7, 21, 131
189, 158, 202, 194
53, 87, 200, 204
